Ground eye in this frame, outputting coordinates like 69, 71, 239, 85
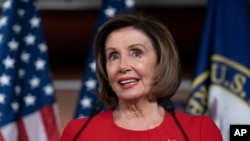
108, 52, 119, 61
132, 49, 142, 57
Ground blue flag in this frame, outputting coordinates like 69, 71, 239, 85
74, 0, 134, 118
0, 0, 60, 140
185, 0, 250, 140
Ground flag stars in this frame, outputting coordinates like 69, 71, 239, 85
125, 0, 134, 8
38, 43, 47, 53
85, 78, 97, 91
21, 51, 30, 63
8, 39, 19, 51
0, 16, 8, 28
13, 24, 22, 34
18, 69, 25, 78
0, 34, 3, 43
11, 101, 19, 112
24, 33, 36, 45
0, 93, 6, 104
104, 6, 116, 18
29, 76, 40, 89
44, 84, 54, 96
77, 114, 87, 119
24, 94, 36, 106
80, 96, 92, 109
35, 58, 46, 70
3, 56, 15, 69
33, 1, 38, 7
29, 16, 40, 28
89, 61, 96, 72
17, 9, 25, 17
2, 0, 12, 11
15, 85, 21, 95
0, 74, 11, 86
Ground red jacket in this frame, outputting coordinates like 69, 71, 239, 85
60, 110, 223, 141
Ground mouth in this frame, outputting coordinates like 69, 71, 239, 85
118, 79, 139, 85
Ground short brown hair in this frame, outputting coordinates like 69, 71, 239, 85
94, 11, 182, 108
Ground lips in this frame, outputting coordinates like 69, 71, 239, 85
119, 79, 137, 85
118, 77, 139, 89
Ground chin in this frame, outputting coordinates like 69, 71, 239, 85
119, 94, 146, 102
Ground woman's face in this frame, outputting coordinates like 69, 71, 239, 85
105, 27, 157, 102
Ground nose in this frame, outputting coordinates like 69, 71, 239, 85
119, 57, 130, 74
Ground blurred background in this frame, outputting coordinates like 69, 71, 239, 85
1, 1, 250, 141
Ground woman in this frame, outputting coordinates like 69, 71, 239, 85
60, 11, 223, 141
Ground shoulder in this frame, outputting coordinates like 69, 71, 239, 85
59, 117, 86, 141
175, 111, 218, 128
60, 110, 113, 141
173, 111, 223, 141
175, 111, 212, 123
66, 109, 112, 129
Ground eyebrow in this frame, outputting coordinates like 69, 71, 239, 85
105, 47, 116, 53
130, 43, 146, 49
105, 43, 146, 51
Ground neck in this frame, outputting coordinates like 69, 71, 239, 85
113, 100, 165, 130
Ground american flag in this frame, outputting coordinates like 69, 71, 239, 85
0, 0, 60, 140
74, 0, 134, 118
